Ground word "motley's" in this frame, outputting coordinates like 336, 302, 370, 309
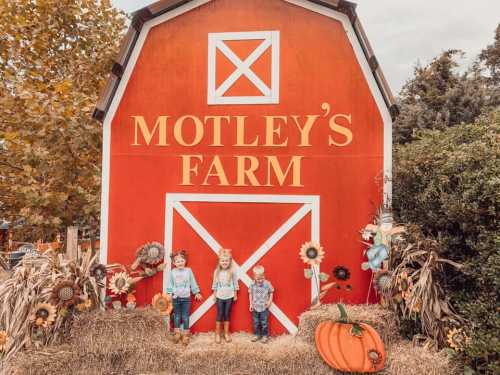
130, 103, 353, 187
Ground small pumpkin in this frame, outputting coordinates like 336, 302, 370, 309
315, 304, 386, 372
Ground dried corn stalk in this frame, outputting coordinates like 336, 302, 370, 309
0, 250, 103, 360
380, 225, 463, 346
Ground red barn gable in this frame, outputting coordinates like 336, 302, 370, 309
95, 0, 396, 334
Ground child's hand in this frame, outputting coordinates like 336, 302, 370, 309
249, 305, 253, 312
195, 293, 202, 301
233, 294, 238, 301
266, 301, 272, 308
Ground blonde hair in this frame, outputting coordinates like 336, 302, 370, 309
214, 248, 234, 280
252, 265, 265, 275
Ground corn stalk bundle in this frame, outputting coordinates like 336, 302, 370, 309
0, 250, 103, 360
382, 225, 463, 346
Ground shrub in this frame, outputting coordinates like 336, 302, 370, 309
393, 111, 500, 374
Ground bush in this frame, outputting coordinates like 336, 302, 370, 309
393, 111, 500, 374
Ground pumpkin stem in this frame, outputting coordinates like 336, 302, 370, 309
351, 323, 364, 337
337, 303, 348, 323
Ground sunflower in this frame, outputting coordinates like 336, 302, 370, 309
30, 303, 57, 327
447, 328, 470, 352
0, 331, 9, 352
109, 272, 132, 295
374, 270, 392, 293
299, 242, 325, 266
152, 293, 173, 316
333, 266, 350, 281
51, 281, 81, 307
90, 263, 107, 281
136, 242, 165, 266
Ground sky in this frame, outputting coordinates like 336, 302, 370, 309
111, 0, 500, 94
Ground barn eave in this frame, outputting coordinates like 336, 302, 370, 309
93, 0, 398, 122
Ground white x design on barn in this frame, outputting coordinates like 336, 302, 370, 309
207, 31, 280, 105
163, 194, 320, 334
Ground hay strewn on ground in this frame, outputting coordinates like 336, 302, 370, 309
4, 305, 459, 375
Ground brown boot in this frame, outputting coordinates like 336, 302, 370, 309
173, 328, 181, 344
223, 321, 231, 343
215, 321, 222, 344
181, 330, 191, 346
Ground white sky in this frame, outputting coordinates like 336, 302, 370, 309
111, 0, 500, 94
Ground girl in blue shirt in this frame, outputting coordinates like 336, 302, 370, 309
166, 250, 202, 345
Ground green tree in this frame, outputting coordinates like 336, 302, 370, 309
0, 0, 126, 241
480, 24, 500, 85
394, 49, 492, 144
393, 112, 500, 374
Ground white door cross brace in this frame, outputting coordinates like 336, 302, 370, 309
207, 31, 280, 105
164, 193, 320, 334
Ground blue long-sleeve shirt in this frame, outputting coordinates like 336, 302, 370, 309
166, 267, 200, 298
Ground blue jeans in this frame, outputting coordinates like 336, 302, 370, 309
216, 298, 233, 322
173, 297, 191, 330
252, 309, 269, 337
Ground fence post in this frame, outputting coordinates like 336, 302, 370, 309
66, 226, 78, 260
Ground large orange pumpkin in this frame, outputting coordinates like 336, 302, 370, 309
315, 304, 386, 372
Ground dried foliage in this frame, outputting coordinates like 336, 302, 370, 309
0, 250, 102, 360
5, 306, 459, 375
382, 226, 463, 345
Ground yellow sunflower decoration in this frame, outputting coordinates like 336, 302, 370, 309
299, 241, 325, 266
51, 281, 81, 307
0, 331, 8, 352
152, 293, 173, 316
447, 327, 470, 352
30, 303, 57, 328
109, 272, 132, 295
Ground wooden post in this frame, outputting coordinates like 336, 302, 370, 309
66, 226, 78, 260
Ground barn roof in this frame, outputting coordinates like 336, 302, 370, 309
93, 0, 398, 122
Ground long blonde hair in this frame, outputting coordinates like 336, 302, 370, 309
214, 248, 234, 281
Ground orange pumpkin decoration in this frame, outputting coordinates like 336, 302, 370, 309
315, 304, 386, 372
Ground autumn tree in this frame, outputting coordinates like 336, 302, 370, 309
480, 24, 500, 85
394, 50, 490, 143
0, 0, 126, 241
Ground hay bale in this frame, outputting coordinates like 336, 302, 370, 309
176, 333, 335, 375
297, 304, 399, 345
4, 345, 82, 375
65, 308, 179, 374
5, 307, 459, 375
386, 341, 458, 375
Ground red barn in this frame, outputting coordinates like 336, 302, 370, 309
94, 0, 397, 334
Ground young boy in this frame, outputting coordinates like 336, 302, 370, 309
248, 265, 274, 343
